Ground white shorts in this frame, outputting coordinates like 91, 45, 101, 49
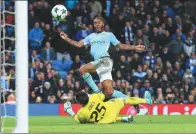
90, 57, 113, 83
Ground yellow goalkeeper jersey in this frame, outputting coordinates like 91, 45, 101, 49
74, 93, 107, 123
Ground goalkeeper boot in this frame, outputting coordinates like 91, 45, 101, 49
122, 115, 134, 123
144, 91, 152, 105
127, 115, 134, 123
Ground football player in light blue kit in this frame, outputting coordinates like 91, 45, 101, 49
60, 16, 145, 100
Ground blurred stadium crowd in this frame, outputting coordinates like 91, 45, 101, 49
1, 0, 196, 104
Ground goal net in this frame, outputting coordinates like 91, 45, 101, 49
0, 0, 28, 133
0, 0, 16, 133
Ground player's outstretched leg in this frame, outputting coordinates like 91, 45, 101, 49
112, 90, 140, 113
124, 91, 152, 106
82, 72, 101, 93
124, 97, 146, 105
79, 63, 101, 93
112, 90, 128, 98
102, 80, 140, 113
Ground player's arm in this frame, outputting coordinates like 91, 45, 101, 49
117, 43, 145, 51
110, 33, 145, 51
60, 32, 84, 48
64, 102, 87, 124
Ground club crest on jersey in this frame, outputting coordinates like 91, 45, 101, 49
91, 40, 106, 45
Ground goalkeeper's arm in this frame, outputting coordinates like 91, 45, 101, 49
64, 102, 86, 124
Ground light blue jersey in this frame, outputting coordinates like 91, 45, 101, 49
82, 32, 120, 60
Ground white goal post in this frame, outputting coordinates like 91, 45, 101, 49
13, 0, 29, 133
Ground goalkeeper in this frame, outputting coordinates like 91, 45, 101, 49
64, 91, 152, 124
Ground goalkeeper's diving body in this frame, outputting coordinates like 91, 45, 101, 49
64, 91, 152, 124
60, 16, 145, 101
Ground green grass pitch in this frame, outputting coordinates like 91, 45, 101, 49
3, 115, 196, 133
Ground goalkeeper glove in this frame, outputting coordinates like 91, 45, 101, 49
64, 101, 75, 117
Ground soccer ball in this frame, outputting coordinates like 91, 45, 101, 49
51, 5, 68, 21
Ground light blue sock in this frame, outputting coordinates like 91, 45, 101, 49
82, 73, 101, 93
112, 90, 128, 98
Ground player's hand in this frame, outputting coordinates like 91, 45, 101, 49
135, 45, 145, 51
64, 101, 72, 112
64, 101, 75, 116
60, 32, 68, 41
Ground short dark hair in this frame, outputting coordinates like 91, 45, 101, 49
93, 16, 105, 24
75, 92, 89, 106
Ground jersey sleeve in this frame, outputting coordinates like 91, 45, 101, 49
97, 93, 105, 101
82, 34, 91, 46
74, 110, 87, 124
110, 33, 120, 46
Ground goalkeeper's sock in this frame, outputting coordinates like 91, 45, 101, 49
112, 90, 128, 98
82, 73, 101, 93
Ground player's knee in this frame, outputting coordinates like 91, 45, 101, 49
105, 89, 114, 97
79, 67, 86, 75
102, 80, 114, 97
